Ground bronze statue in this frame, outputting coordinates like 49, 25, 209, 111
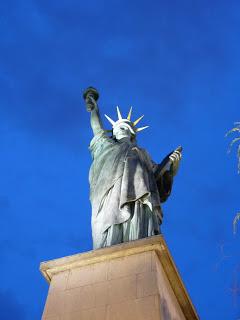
83, 87, 182, 249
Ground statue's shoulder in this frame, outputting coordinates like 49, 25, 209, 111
89, 130, 115, 153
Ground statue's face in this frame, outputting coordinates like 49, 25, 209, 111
113, 123, 133, 141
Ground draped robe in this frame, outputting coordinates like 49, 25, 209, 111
89, 130, 172, 249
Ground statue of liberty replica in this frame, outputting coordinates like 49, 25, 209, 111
83, 87, 182, 249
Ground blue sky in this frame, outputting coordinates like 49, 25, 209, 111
0, 0, 240, 319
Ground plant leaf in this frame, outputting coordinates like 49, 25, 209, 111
238, 145, 240, 174
227, 137, 240, 153
225, 127, 240, 137
233, 212, 240, 235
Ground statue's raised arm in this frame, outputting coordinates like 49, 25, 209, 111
83, 87, 104, 136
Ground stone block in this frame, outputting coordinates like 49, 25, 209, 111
108, 251, 151, 280
43, 316, 60, 320
106, 295, 160, 320
49, 271, 69, 293
67, 264, 93, 289
137, 271, 158, 298
67, 261, 108, 289
62, 306, 106, 320
42, 292, 65, 319
108, 274, 137, 304
65, 285, 95, 313
94, 281, 109, 307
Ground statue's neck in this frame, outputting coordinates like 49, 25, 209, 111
117, 137, 136, 146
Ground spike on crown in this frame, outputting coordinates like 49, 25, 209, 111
104, 106, 149, 135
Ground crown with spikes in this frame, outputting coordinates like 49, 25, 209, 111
104, 106, 149, 135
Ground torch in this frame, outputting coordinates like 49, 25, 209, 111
83, 87, 99, 112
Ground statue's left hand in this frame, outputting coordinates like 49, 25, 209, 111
169, 149, 182, 176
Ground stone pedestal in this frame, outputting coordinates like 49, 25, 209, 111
40, 235, 198, 320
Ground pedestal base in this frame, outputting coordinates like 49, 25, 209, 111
40, 235, 198, 320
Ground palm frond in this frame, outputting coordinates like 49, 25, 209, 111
225, 127, 240, 137
233, 212, 240, 235
227, 137, 240, 154
238, 145, 240, 174
226, 122, 240, 174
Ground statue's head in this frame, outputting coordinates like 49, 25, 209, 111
113, 122, 134, 141
105, 106, 149, 141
